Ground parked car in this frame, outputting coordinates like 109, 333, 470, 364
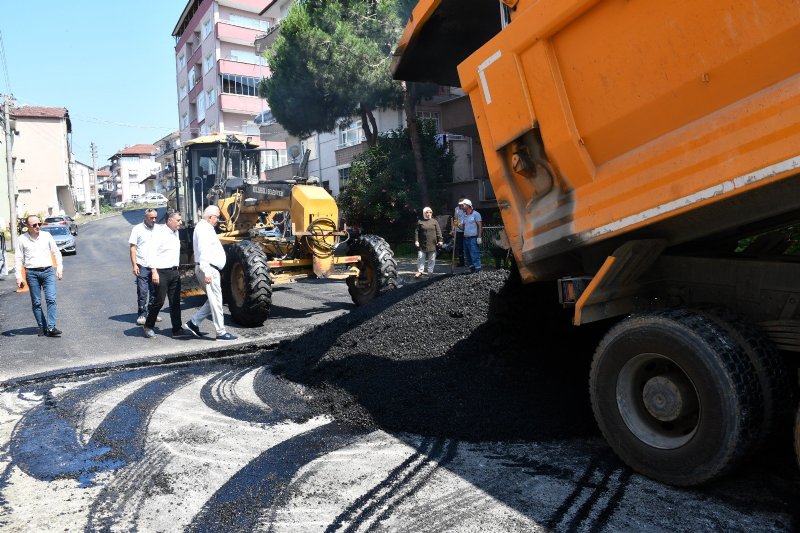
134, 192, 168, 205
43, 215, 78, 236
40, 225, 77, 255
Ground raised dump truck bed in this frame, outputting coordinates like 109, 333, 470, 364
394, 0, 800, 485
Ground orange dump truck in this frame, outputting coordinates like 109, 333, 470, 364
393, 0, 800, 485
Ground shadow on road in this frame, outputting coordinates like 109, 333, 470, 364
2, 326, 42, 337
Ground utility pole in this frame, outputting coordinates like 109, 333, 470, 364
3, 94, 18, 258
91, 142, 100, 219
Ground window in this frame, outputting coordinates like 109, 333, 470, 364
230, 49, 259, 64
220, 74, 259, 97
204, 54, 214, 74
177, 54, 186, 70
228, 14, 270, 32
338, 121, 364, 148
264, 149, 288, 169
200, 123, 210, 136
300, 135, 317, 160
188, 67, 197, 89
180, 85, 188, 100
338, 167, 351, 189
197, 92, 206, 122
416, 110, 441, 133
181, 114, 189, 129
206, 88, 216, 109
202, 18, 213, 40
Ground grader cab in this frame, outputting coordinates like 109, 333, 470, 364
173, 133, 397, 327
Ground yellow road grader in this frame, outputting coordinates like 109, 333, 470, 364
171, 133, 397, 327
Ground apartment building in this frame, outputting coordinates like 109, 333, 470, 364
71, 159, 97, 214
11, 106, 74, 218
108, 144, 160, 204
153, 130, 181, 194
173, 0, 284, 160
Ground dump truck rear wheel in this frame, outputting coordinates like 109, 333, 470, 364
224, 241, 272, 327
346, 235, 398, 306
795, 403, 800, 470
695, 307, 790, 452
589, 309, 762, 486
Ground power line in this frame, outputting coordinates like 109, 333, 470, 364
70, 113, 176, 130
0, 30, 11, 94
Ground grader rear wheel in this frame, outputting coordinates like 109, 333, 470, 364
346, 235, 398, 306
224, 241, 272, 327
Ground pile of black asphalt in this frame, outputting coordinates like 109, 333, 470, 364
269, 270, 608, 442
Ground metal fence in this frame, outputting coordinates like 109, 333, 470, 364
481, 225, 504, 252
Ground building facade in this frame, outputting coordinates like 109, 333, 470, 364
153, 130, 181, 195
11, 106, 74, 218
173, 0, 284, 159
108, 144, 160, 204
70, 159, 97, 214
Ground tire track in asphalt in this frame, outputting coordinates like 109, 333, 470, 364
546, 453, 630, 532
8, 366, 179, 483
186, 421, 368, 532
86, 365, 318, 529
322, 437, 437, 532
203, 366, 313, 424
323, 438, 459, 533
86, 444, 174, 531
365, 439, 459, 532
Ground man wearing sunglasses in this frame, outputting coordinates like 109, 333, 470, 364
14, 215, 64, 337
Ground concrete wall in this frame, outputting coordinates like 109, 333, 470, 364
13, 117, 71, 218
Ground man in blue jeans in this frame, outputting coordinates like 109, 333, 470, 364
459, 199, 483, 273
129, 208, 161, 325
14, 215, 63, 337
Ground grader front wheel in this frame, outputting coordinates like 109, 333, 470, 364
346, 235, 398, 306
223, 241, 272, 327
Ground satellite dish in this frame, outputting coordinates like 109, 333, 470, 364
288, 145, 301, 161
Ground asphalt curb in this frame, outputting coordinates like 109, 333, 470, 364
0, 337, 280, 390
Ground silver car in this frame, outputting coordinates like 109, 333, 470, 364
40, 225, 77, 255
43, 215, 78, 236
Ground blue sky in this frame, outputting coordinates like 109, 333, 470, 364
0, 1, 186, 165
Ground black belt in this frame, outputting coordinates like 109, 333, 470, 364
157, 266, 179, 271
27, 266, 52, 272
196, 263, 223, 273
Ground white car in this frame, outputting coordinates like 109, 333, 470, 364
135, 193, 168, 205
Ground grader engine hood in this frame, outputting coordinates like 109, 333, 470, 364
391, 0, 502, 86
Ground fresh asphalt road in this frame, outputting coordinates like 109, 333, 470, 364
0, 214, 797, 531
0, 209, 358, 384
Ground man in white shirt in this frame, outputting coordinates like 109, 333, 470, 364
184, 205, 237, 341
14, 215, 64, 337
143, 211, 190, 338
128, 208, 161, 325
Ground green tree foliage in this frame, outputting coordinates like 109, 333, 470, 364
338, 123, 454, 242
260, 0, 406, 143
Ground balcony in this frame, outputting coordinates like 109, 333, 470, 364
217, 21, 262, 47
335, 141, 368, 166
440, 95, 478, 139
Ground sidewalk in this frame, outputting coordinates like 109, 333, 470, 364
394, 255, 496, 285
